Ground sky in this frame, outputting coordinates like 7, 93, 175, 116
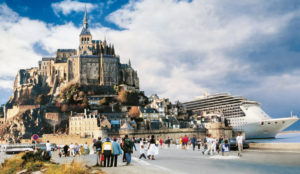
0, 0, 299, 130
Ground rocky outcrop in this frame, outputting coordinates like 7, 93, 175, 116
0, 108, 67, 143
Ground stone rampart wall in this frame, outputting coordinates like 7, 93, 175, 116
114, 128, 206, 142
42, 134, 94, 145
6, 105, 40, 120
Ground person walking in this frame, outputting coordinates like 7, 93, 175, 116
202, 136, 207, 155
179, 137, 182, 149
211, 137, 217, 155
139, 144, 147, 159
182, 135, 189, 150
69, 142, 74, 156
236, 132, 244, 157
159, 138, 163, 149
218, 136, 224, 154
102, 137, 113, 167
124, 135, 134, 165
94, 137, 103, 166
84, 142, 88, 155
191, 135, 197, 151
175, 138, 179, 149
63, 144, 69, 157
111, 137, 122, 167
166, 137, 171, 148
205, 134, 212, 155
46, 140, 51, 159
147, 135, 158, 160
197, 137, 201, 151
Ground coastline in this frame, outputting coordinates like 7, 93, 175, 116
280, 130, 300, 134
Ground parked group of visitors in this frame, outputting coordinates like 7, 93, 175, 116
57, 142, 89, 158
174, 132, 244, 156
93, 134, 159, 167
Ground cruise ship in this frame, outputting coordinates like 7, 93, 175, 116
183, 93, 299, 139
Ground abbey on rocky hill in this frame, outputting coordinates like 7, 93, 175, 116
14, 7, 139, 91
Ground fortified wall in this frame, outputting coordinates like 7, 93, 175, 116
41, 134, 94, 145
6, 105, 40, 121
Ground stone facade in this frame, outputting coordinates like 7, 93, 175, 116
69, 110, 109, 138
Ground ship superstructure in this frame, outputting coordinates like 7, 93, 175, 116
183, 93, 299, 139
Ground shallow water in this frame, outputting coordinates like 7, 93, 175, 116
247, 132, 300, 143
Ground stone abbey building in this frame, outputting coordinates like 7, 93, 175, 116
14, 8, 139, 91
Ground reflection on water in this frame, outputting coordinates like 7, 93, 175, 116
246, 132, 300, 143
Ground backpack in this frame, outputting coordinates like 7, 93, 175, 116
124, 139, 133, 152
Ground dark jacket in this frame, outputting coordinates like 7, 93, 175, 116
94, 140, 103, 152
124, 138, 133, 153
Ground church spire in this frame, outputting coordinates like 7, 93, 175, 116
83, 5, 88, 29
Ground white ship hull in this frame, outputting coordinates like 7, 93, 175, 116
232, 117, 299, 139
230, 104, 299, 139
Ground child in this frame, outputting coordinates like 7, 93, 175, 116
222, 139, 230, 156
58, 146, 62, 158
139, 145, 146, 159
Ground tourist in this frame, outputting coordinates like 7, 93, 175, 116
46, 140, 51, 159
84, 142, 88, 155
202, 136, 207, 155
58, 146, 62, 158
132, 137, 137, 151
205, 134, 212, 155
69, 142, 74, 156
236, 132, 244, 157
121, 138, 126, 162
139, 144, 147, 159
75, 143, 80, 156
176, 138, 180, 149
166, 137, 171, 148
182, 135, 189, 150
63, 144, 69, 157
111, 137, 122, 167
211, 137, 217, 155
159, 138, 163, 149
222, 139, 230, 156
191, 135, 197, 151
147, 135, 158, 160
102, 137, 113, 167
94, 137, 103, 166
179, 137, 182, 149
124, 135, 134, 165
197, 137, 201, 151
218, 136, 224, 154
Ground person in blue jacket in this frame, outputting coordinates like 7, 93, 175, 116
191, 135, 197, 151
111, 137, 123, 167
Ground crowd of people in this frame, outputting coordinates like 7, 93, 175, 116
174, 132, 244, 157
44, 132, 244, 167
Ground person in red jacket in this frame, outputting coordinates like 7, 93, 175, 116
159, 138, 163, 149
182, 135, 189, 150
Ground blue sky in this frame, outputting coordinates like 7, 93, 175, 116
0, 0, 300, 130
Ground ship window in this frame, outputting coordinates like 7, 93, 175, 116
275, 122, 277, 124
268, 122, 271, 124
261, 122, 264, 125
282, 121, 285, 124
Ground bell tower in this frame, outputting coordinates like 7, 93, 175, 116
79, 6, 92, 55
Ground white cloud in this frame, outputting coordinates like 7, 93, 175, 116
0, 79, 13, 89
51, 0, 97, 16
104, 0, 296, 102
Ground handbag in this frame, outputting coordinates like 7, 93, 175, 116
101, 154, 104, 161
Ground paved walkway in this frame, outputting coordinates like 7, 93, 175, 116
51, 145, 300, 174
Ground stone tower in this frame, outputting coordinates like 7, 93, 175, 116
79, 6, 92, 55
